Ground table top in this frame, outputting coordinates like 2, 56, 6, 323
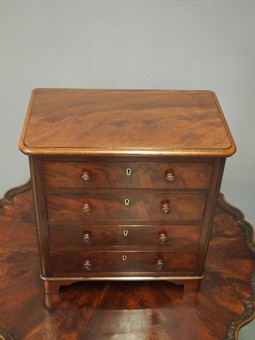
0, 182, 254, 339
19, 89, 236, 157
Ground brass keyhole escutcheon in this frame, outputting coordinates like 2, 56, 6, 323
126, 168, 132, 176
124, 198, 130, 206
123, 230, 129, 236
122, 255, 127, 261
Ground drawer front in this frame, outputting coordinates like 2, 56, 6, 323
46, 193, 206, 221
43, 161, 212, 189
50, 251, 197, 275
49, 224, 201, 249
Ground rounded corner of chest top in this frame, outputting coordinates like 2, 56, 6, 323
225, 143, 237, 158
19, 140, 30, 155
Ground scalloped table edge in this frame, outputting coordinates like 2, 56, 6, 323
0, 180, 254, 340
217, 194, 255, 339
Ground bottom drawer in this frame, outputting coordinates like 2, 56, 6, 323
50, 251, 197, 276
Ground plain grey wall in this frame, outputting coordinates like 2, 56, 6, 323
0, 0, 254, 219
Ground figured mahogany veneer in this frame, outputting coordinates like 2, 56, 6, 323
49, 224, 201, 248
19, 89, 236, 304
46, 192, 206, 221
50, 251, 197, 276
1, 185, 254, 339
43, 161, 212, 189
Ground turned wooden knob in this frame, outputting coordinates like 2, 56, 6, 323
156, 259, 165, 271
81, 171, 91, 183
165, 169, 176, 184
82, 203, 92, 215
161, 200, 171, 215
159, 232, 168, 244
83, 232, 92, 244
83, 260, 92, 271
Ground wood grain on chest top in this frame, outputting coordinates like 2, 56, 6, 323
19, 89, 235, 157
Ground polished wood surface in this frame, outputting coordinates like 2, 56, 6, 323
43, 160, 213, 189
49, 224, 200, 248
28, 154, 223, 294
46, 191, 206, 221
50, 250, 197, 276
19, 89, 236, 157
0, 184, 254, 339
19, 90, 234, 299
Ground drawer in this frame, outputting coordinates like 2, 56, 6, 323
50, 251, 197, 275
49, 224, 201, 250
46, 192, 206, 222
43, 161, 212, 189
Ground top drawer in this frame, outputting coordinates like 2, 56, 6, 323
43, 161, 212, 189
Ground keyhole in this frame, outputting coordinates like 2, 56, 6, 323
123, 230, 129, 236
124, 199, 130, 206
122, 255, 127, 261
126, 168, 132, 176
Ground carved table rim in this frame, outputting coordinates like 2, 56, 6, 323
0, 180, 254, 340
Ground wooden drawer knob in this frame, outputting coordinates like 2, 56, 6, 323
156, 259, 165, 271
83, 232, 92, 244
161, 200, 171, 215
159, 232, 168, 244
165, 169, 176, 184
81, 171, 91, 183
83, 260, 92, 271
82, 203, 92, 215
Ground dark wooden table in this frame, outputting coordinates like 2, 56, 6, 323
0, 182, 254, 340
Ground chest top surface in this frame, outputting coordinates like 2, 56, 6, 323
19, 89, 236, 157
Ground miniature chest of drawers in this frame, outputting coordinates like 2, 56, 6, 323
19, 89, 236, 303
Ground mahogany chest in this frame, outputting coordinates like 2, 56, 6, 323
19, 89, 236, 304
